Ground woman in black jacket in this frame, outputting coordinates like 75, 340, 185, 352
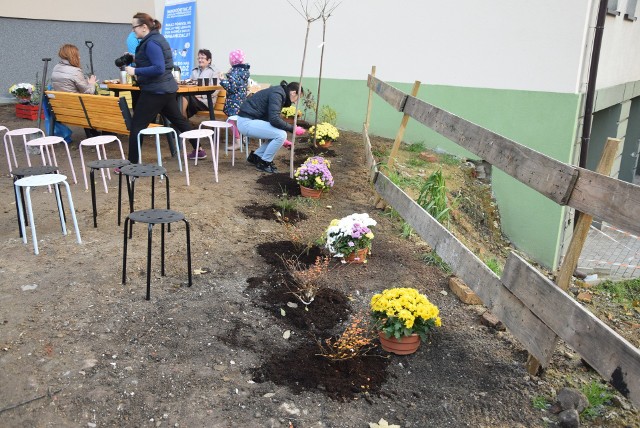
237, 81, 305, 173
123, 12, 201, 166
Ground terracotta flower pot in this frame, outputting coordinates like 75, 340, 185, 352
317, 140, 333, 149
378, 331, 421, 355
345, 248, 368, 263
299, 185, 323, 199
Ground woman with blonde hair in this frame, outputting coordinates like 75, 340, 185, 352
51, 44, 96, 94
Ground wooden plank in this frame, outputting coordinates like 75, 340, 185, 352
374, 173, 557, 365
502, 253, 640, 406
401, 96, 579, 205
387, 81, 421, 170
367, 75, 406, 112
568, 167, 640, 236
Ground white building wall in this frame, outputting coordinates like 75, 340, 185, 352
0, 0, 154, 23
597, 1, 640, 89
155, 0, 591, 93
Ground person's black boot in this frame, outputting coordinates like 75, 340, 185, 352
247, 151, 258, 164
256, 159, 276, 173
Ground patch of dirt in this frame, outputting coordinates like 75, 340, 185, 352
0, 104, 637, 427
240, 202, 308, 225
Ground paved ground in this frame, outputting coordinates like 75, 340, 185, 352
579, 223, 640, 280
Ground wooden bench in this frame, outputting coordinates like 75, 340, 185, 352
45, 90, 142, 136
195, 89, 227, 120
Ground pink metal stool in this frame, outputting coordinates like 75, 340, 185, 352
3, 127, 45, 175
25, 136, 77, 184
79, 135, 126, 193
199, 120, 233, 166
179, 129, 216, 186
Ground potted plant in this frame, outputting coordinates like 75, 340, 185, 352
324, 213, 376, 263
9, 82, 41, 120
308, 122, 339, 148
295, 156, 334, 198
370, 287, 442, 355
281, 106, 302, 124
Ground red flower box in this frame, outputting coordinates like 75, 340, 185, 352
15, 104, 43, 121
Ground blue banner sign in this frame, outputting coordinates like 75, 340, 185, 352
161, 0, 196, 80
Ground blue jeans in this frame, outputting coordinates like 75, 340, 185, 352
237, 117, 287, 162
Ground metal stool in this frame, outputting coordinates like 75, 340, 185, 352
14, 173, 81, 255
12, 165, 59, 237
179, 129, 215, 186
79, 135, 126, 192
226, 115, 262, 161
137, 127, 182, 172
199, 120, 231, 165
87, 159, 131, 228
3, 127, 45, 175
122, 209, 192, 300
120, 163, 171, 236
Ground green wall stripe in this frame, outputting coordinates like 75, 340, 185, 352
253, 75, 581, 268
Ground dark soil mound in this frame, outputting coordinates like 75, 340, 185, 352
252, 343, 389, 401
256, 240, 325, 268
256, 173, 300, 196
240, 202, 308, 224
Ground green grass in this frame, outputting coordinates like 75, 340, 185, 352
580, 380, 614, 419
440, 153, 461, 166
421, 251, 452, 274
372, 147, 389, 159
531, 395, 549, 410
416, 169, 450, 223
406, 157, 429, 168
594, 277, 640, 307
382, 207, 401, 221
274, 194, 297, 215
484, 258, 503, 276
400, 221, 414, 239
404, 141, 426, 153
387, 170, 423, 190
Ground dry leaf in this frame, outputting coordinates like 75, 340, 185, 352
283, 330, 291, 339
280, 308, 286, 316
369, 418, 401, 428
194, 269, 208, 275
286, 302, 298, 308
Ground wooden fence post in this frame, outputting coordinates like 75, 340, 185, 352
526, 137, 621, 375
386, 81, 421, 170
364, 66, 376, 128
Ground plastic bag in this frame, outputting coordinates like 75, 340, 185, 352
43, 91, 73, 143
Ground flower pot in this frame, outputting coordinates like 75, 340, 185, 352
299, 185, 323, 199
317, 140, 333, 149
378, 331, 421, 355
345, 248, 368, 263
15, 104, 42, 121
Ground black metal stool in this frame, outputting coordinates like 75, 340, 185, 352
12, 165, 59, 237
87, 159, 131, 228
120, 163, 171, 237
122, 209, 192, 300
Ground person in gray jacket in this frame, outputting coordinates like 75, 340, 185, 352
237, 81, 306, 173
51, 44, 96, 94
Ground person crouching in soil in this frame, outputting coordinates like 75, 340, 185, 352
237, 80, 306, 173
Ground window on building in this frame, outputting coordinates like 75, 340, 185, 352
607, 0, 620, 16
624, 0, 638, 21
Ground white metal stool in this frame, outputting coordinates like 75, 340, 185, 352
3, 127, 45, 175
179, 129, 216, 186
79, 135, 126, 193
26, 136, 77, 184
14, 173, 81, 255
137, 127, 182, 172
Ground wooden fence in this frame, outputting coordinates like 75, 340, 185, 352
364, 75, 640, 406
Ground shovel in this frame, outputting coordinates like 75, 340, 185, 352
36, 57, 51, 131
85, 40, 94, 75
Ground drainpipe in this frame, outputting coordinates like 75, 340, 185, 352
579, 0, 608, 169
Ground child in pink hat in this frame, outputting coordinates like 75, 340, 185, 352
220, 49, 250, 148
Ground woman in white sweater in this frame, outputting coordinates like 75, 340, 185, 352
51, 44, 96, 94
